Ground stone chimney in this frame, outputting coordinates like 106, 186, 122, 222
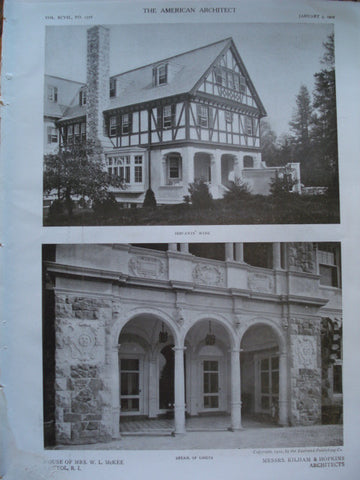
86, 26, 110, 147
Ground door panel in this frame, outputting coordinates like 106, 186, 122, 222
120, 358, 141, 413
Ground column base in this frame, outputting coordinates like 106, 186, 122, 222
172, 430, 186, 436
228, 426, 243, 432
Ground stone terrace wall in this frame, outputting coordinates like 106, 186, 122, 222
54, 293, 113, 444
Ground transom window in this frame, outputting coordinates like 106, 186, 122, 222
153, 63, 168, 86
47, 85, 58, 103
107, 155, 144, 184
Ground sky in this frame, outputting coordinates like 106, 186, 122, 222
45, 23, 333, 137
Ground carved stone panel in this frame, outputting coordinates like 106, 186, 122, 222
288, 243, 315, 273
192, 263, 225, 287
248, 272, 274, 293
292, 335, 317, 369
129, 255, 167, 280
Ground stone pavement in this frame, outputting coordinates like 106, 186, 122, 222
55, 424, 343, 451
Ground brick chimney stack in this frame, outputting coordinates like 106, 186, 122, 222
86, 26, 110, 146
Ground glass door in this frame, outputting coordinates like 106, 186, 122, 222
203, 360, 220, 410
120, 358, 141, 413
259, 355, 279, 414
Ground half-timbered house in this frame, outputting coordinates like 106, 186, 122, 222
46, 26, 301, 207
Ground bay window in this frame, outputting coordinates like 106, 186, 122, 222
107, 154, 144, 185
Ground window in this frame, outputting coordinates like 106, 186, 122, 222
47, 85, 58, 102
109, 116, 118, 136
163, 105, 176, 129
74, 124, 80, 144
67, 125, 73, 144
225, 111, 233, 124
153, 64, 168, 86
214, 67, 225, 86
81, 122, 86, 142
239, 75, 246, 93
134, 156, 143, 183
197, 105, 210, 128
110, 78, 116, 97
165, 153, 182, 184
243, 155, 254, 168
121, 114, 132, 135
107, 155, 143, 184
47, 127, 58, 144
79, 88, 86, 106
318, 244, 341, 287
245, 117, 254, 136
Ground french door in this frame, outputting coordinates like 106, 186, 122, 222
258, 354, 279, 414
202, 359, 221, 410
120, 358, 142, 414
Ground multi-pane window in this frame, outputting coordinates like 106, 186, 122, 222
225, 111, 233, 124
74, 124, 80, 143
47, 85, 58, 102
122, 114, 130, 134
109, 116, 118, 136
107, 155, 143, 184
197, 105, 209, 128
67, 125, 73, 144
134, 156, 143, 183
245, 116, 254, 135
81, 122, 86, 142
214, 67, 246, 94
47, 127, 58, 144
165, 154, 182, 184
163, 105, 175, 129
318, 244, 341, 288
153, 64, 168, 86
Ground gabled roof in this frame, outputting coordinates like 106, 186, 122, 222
105, 37, 265, 115
44, 75, 85, 118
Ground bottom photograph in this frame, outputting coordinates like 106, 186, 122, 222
42, 242, 343, 449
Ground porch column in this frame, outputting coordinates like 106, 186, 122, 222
180, 243, 189, 253
278, 352, 288, 426
210, 151, 221, 186
148, 357, 157, 418
111, 345, 121, 438
273, 243, 282, 270
168, 243, 177, 252
225, 243, 234, 262
230, 349, 242, 430
173, 346, 186, 434
234, 243, 244, 262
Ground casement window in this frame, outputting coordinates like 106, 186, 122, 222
225, 111, 233, 124
245, 117, 254, 136
110, 78, 116, 97
239, 75, 246, 93
153, 64, 168, 86
214, 67, 225, 86
79, 88, 87, 106
47, 86, 58, 103
243, 155, 254, 168
47, 127, 58, 144
121, 114, 132, 135
197, 105, 211, 128
107, 155, 143, 184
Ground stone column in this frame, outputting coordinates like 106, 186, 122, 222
168, 243, 177, 252
278, 352, 288, 426
148, 357, 158, 418
225, 243, 234, 262
230, 349, 242, 430
111, 345, 121, 438
273, 243, 282, 270
235, 243, 244, 262
180, 243, 189, 253
173, 346, 186, 434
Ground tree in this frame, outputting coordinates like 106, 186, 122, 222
311, 33, 338, 191
260, 119, 280, 166
43, 142, 125, 217
289, 85, 314, 185
184, 178, 213, 209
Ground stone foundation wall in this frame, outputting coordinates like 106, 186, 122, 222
289, 317, 321, 425
54, 293, 113, 444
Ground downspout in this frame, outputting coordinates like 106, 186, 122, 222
147, 107, 152, 190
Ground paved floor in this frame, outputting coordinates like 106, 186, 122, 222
54, 422, 343, 450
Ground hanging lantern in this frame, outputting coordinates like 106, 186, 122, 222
205, 320, 216, 345
159, 322, 168, 343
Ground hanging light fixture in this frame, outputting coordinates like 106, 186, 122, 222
159, 322, 168, 343
205, 320, 216, 345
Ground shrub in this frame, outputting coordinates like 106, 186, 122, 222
48, 199, 64, 218
269, 170, 296, 197
143, 188, 157, 208
185, 178, 213, 209
223, 178, 251, 204
92, 193, 119, 218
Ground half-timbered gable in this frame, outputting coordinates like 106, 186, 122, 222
46, 27, 301, 206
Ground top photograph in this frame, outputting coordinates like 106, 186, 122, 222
43, 23, 339, 226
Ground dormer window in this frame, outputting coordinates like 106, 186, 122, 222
79, 88, 87, 106
47, 86, 58, 103
110, 78, 116, 97
153, 64, 168, 86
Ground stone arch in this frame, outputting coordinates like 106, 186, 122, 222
239, 317, 286, 354
183, 313, 237, 349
